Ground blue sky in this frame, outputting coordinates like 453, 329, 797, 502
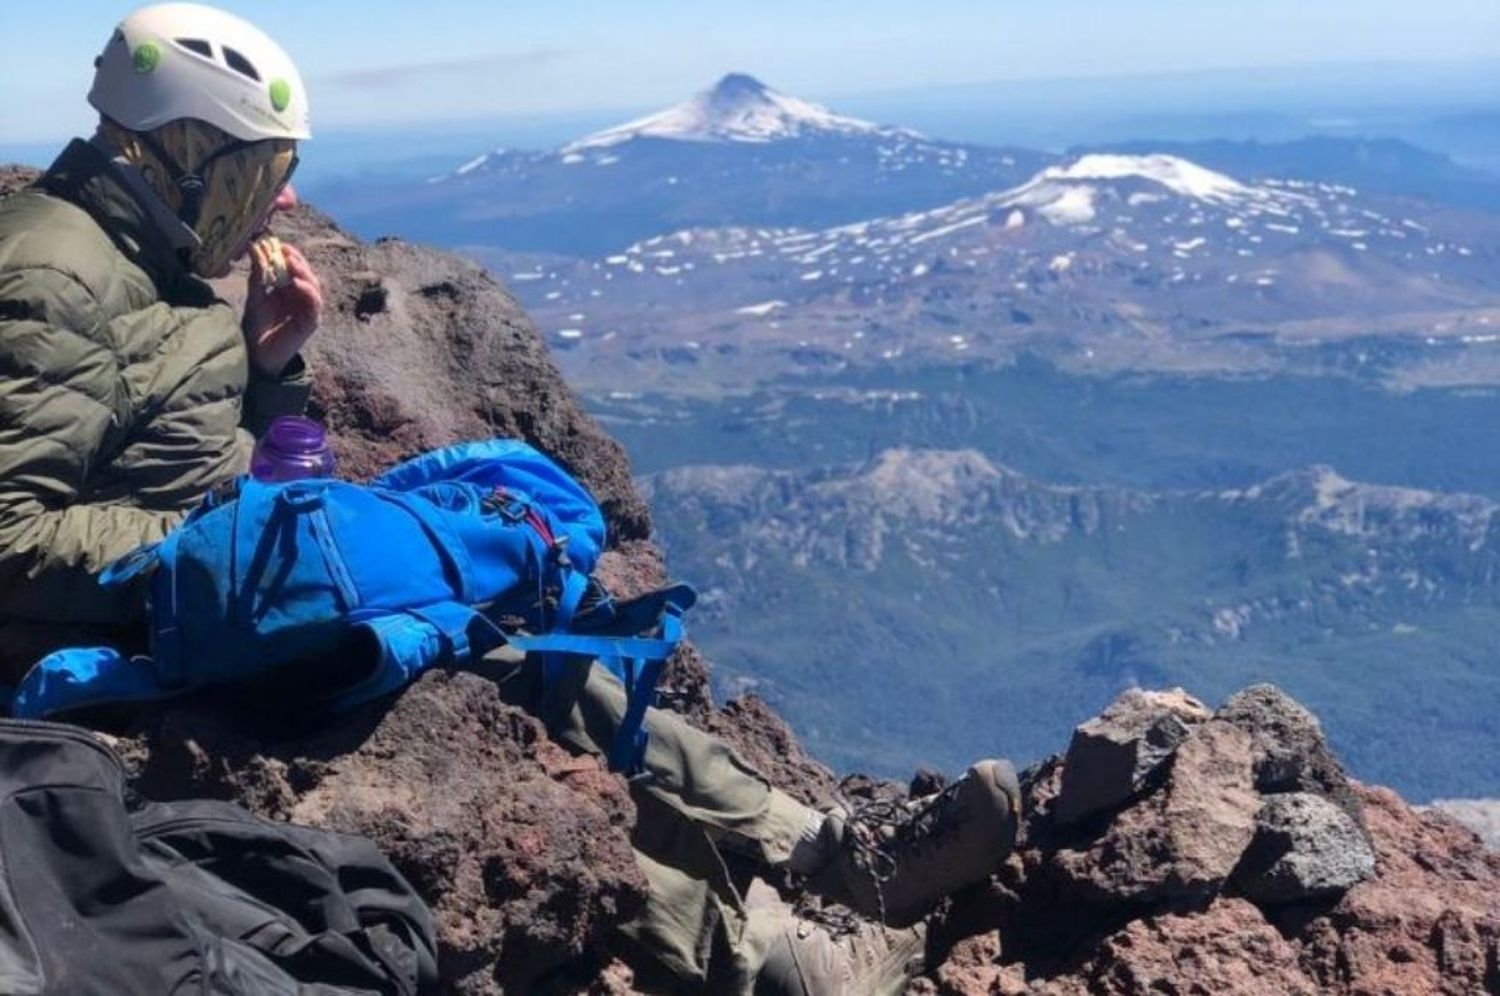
2, 0, 1498, 142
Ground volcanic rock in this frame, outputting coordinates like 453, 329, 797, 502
1215, 683, 1364, 824
1053, 898, 1320, 996
924, 686, 1500, 996
1051, 719, 1260, 903
122, 669, 648, 994
1233, 791, 1376, 904
1053, 687, 1211, 824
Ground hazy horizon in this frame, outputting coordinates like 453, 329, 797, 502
4, 56, 1499, 182
3, 0, 1497, 143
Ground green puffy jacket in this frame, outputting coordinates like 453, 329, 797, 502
0, 139, 310, 628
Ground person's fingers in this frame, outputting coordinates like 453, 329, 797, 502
280, 242, 314, 277
287, 274, 323, 317
278, 245, 319, 298
247, 238, 270, 283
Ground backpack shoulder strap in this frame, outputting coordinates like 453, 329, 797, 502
330, 600, 505, 712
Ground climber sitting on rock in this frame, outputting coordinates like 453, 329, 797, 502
0, 6, 1024, 995
0, 3, 318, 678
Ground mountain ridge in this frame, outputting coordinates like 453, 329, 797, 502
496, 148, 1500, 391
644, 447, 1500, 796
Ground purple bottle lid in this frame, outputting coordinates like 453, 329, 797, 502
264, 416, 327, 456
252, 416, 336, 482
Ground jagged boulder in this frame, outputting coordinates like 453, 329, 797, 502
1215, 683, 1363, 823
1051, 718, 1260, 903
1233, 791, 1376, 904
1052, 687, 1211, 824
922, 684, 1499, 996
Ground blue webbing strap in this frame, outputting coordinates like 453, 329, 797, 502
407, 601, 480, 661
538, 565, 590, 696
509, 580, 686, 774
606, 609, 682, 773
307, 506, 361, 612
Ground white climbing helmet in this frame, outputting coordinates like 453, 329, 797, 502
88, 2, 310, 142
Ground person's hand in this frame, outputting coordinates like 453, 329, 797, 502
242, 240, 322, 378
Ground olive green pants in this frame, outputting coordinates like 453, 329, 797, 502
486, 649, 817, 991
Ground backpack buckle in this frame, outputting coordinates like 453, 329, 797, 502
482, 487, 530, 524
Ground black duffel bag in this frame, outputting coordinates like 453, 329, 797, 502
0, 719, 438, 995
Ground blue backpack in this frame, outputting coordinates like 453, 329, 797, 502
12, 439, 692, 772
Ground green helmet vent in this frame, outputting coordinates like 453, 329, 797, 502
132, 42, 161, 74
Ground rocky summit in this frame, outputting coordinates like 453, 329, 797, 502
922, 684, 1498, 996
2, 164, 1496, 994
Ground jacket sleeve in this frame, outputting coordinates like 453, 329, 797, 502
240, 351, 312, 438
0, 268, 182, 624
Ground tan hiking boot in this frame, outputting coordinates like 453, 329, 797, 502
755, 914, 925, 996
819, 759, 1022, 927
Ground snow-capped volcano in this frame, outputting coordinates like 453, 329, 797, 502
1000, 154, 1315, 225
319, 76, 1047, 255
562, 73, 911, 152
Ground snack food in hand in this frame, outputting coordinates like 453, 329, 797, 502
251, 235, 291, 294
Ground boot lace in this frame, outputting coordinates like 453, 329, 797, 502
838, 779, 968, 922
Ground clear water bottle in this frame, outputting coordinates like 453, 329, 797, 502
250, 416, 336, 482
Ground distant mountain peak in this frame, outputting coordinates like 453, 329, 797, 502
999, 152, 1315, 225
562, 74, 915, 152
1048, 154, 1250, 200
710, 72, 772, 99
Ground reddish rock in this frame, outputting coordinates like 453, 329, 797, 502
928, 930, 1022, 995
1051, 720, 1260, 903
1062, 898, 1319, 995
1053, 687, 1211, 825
1290, 784, 1500, 996
123, 670, 649, 995
924, 699, 1500, 996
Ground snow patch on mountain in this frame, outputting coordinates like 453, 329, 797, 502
563, 73, 912, 152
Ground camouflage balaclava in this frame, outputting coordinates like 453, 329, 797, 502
99, 116, 296, 278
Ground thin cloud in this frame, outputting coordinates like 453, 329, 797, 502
321, 49, 567, 89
